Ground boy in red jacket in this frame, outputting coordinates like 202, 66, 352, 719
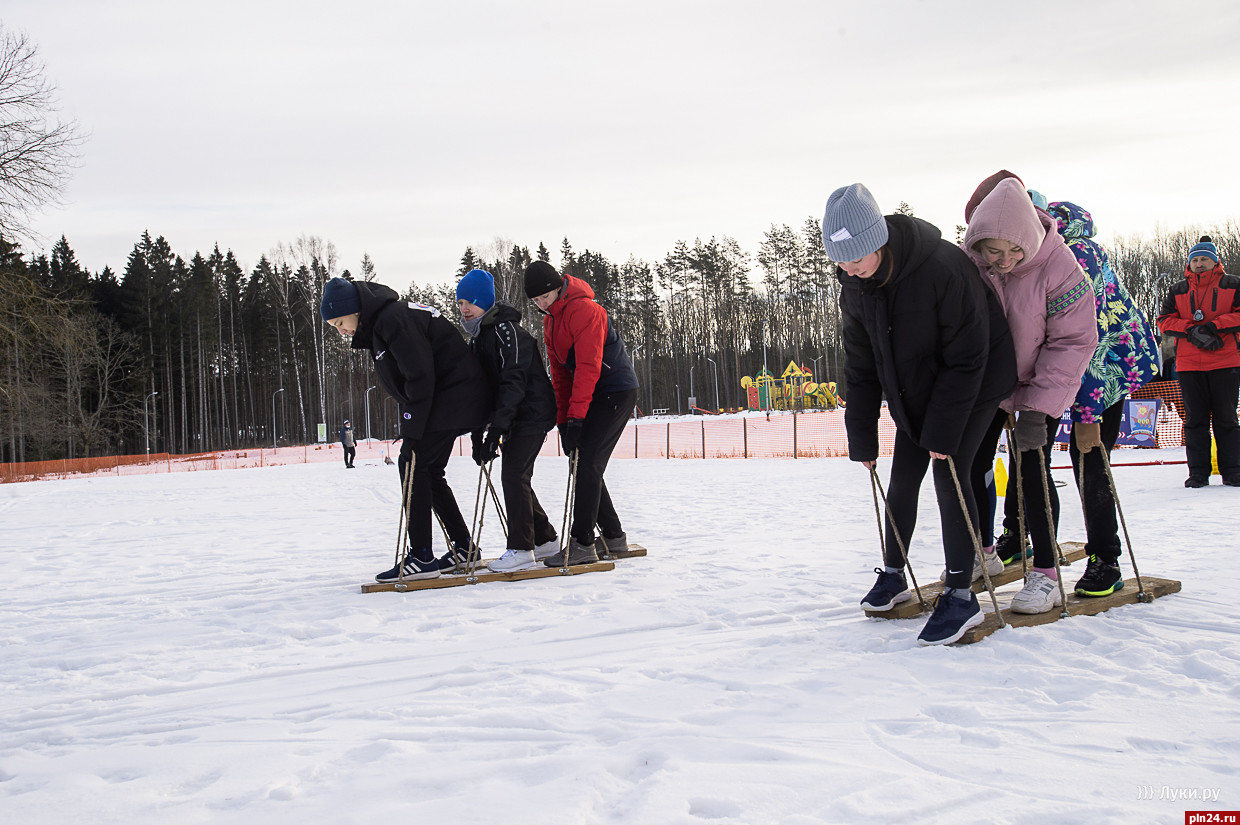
524, 261, 640, 566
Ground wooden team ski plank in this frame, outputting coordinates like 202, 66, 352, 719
360, 560, 616, 593
956, 575, 1182, 644
864, 541, 1089, 620
601, 544, 647, 560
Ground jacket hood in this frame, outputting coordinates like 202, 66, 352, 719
482, 301, 524, 326
350, 280, 402, 350
547, 274, 596, 316
835, 214, 941, 291
963, 178, 1048, 271
1047, 201, 1097, 243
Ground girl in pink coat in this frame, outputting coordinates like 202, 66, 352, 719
963, 177, 1097, 614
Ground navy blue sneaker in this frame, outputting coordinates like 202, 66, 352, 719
376, 552, 441, 583
860, 568, 912, 611
917, 589, 984, 646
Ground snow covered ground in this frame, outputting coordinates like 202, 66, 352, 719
2, 449, 1238, 824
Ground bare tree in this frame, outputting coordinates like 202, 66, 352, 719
0, 25, 84, 241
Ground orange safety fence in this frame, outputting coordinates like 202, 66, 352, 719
3, 383, 1224, 483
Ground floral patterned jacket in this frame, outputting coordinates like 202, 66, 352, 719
1048, 201, 1160, 422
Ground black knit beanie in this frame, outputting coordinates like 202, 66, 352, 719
524, 261, 564, 299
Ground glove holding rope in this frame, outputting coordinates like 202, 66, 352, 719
1010, 411, 1048, 453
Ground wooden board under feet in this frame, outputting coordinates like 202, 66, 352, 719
601, 543, 647, 560
957, 575, 1182, 644
361, 560, 615, 593
865, 541, 1089, 620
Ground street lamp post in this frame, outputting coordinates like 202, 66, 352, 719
143, 391, 159, 456
272, 388, 285, 450
364, 385, 376, 444
706, 357, 720, 413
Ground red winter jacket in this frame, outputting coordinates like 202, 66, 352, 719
542, 274, 612, 423
1157, 263, 1240, 372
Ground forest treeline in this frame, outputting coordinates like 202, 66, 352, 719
2, 216, 1236, 463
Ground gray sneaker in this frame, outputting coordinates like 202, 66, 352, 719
599, 532, 628, 556
543, 539, 600, 567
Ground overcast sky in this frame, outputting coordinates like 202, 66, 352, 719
7, 0, 1240, 292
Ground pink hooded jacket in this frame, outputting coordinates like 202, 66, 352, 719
962, 179, 1097, 417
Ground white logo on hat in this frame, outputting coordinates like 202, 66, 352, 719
830, 228, 853, 242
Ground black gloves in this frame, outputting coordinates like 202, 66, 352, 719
1187, 322, 1224, 351
1010, 411, 1048, 452
471, 429, 504, 465
559, 419, 585, 454
399, 437, 417, 464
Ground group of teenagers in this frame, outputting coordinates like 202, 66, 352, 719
831, 171, 1240, 646
318, 259, 639, 584
318, 167, 1240, 647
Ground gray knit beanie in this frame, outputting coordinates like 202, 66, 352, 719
821, 183, 889, 262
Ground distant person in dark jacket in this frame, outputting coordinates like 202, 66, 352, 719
826, 183, 1016, 646
454, 268, 561, 573
339, 419, 356, 468
321, 277, 489, 583
524, 261, 639, 567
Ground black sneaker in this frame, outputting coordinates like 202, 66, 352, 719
917, 589, 984, 646
995, 530, 1033, 565
376, 553, 441, 583
437, 544, 480, 572
1185, 475, 1209, 488
1223, 475, 1240, 487
1074, 555, 1123, 597
860, 568, 912, 611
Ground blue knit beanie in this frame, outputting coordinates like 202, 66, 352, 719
821, 183, 889, 262
1027, 189, 1049, 212
1188, 236, 1219, 265
456, 268, 496, 310
320, 277, 360, 321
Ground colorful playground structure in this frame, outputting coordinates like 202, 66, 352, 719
741, 361, 844, 411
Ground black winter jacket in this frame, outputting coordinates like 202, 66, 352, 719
470, 302, 557, 435
840, 215, 1016, 461
349, 281, 489, 441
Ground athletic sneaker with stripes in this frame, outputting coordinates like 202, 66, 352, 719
488, 548, 540, 573
375, 552, 441, 583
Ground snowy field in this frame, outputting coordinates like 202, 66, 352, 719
2, 449, 1238, 824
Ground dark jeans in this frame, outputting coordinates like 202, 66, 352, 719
1068, 400, 1124, 563
499, 427, 558, 551
570, 388, 637, 546
882, 402, 997, 591
343, 445, 356, 467
398, 429, 471, 560
997, 413, 1062, 570
1178, 368, 1240, 479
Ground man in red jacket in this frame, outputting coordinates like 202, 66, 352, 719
1157, 236, 1240, 487
524, 261, 640, 566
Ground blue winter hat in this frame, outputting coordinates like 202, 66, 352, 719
1188, 236, 1219, 264
456, 268, 496, 310
320, 277, 360, 321
1027, 189, 1049, 211
821, 183, 889, 262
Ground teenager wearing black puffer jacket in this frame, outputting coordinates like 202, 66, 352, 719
454, 268, 561, 573
321, 277, 489, 583
825, 183, 1017, 646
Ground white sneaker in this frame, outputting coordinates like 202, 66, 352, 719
940, 549, 1003, 583
488, 549, 540, 573
532, 539, 560, 561
1010, 571, 1064, 614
